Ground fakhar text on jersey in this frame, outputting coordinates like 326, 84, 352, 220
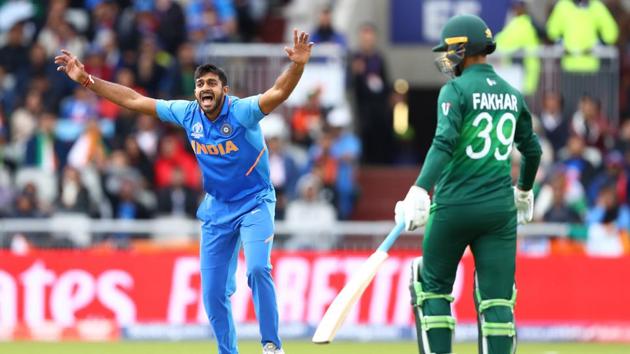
472, 92, 518, 112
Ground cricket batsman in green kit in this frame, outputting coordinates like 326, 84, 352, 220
394, 15, 542, 354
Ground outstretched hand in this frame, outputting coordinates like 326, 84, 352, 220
284, 29, 314, 66
54, 49, 88, 84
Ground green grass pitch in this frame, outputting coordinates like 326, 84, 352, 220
1, 341, 628, 354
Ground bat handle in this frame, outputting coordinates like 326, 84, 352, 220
376, 222, 405, 253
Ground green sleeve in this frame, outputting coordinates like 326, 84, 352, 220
415, 83, 463, 190
594, 0, 619, 44
546, 0, 568, 41
514, 101, 542, 191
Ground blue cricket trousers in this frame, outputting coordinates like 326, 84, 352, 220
197, 191, 281, 354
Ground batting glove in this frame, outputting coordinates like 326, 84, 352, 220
395, 186, 431, 231
514, 187, 534, 225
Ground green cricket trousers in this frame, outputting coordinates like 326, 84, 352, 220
411, 202, 518, 354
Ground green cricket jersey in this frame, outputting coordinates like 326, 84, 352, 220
416, 63, 542, 208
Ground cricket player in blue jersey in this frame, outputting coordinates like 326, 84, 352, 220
55, 29, 314, 354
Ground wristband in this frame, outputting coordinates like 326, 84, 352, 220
81, 74, 95, 88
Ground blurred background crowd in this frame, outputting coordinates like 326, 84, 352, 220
1, 0, 630, 256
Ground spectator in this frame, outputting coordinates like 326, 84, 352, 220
11, 183, 44, 218
134, 36, 168, 97
111, 177, 151, 219
0, 67, 17, 113
539, 166, 586, 223
351, 23, 393, 164
56, 165, 92, 213
10, 89, 43, 145
571, 95, 612, 151
0, 23, 30, 78
155, 0, 187, 54
98, 29, 122, 72
0, 165, 13, 217
260, 113, 302, 219
307, 128, 338, 203
38, 20, 88, 59
495, 0, 540, 95
587, 150, 629, 205
607, 0, 630, 113
88, 1, 120, 40
83, 45, 114, 82
23, 111, 68, 173
585, 184, 630, 256
290, 86, 326, 147
109, 177, 152, 248
67, 119, 108, 169
124, 135, 154, 187
154, 135, 200, 190
234, 0, 268, 42
546, 0, 618, 118
536, 166, 586, 222
327, 105, 361, 219
23, 43, 70, 107
284, 174, 337, 250
59, 86, 99, 124
166, 42, 198, 99
110, 68, 145, 144
311, 6, 347, 48
135, 113, 160, 159
559, 135, 600, 188
616, 119, 630, 165
102, 148, 145, 211
156, 166, 198, 217
539, 91, 570, 153
186, 0, 237, 44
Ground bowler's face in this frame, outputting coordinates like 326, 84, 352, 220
194, 73, 228, 117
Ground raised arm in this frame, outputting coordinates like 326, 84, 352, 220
54, 49, 157, 116
259, 29, 314, 114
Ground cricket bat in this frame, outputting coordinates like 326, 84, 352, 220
312, 222, 405, 344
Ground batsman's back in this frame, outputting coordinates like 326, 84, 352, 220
432, 64, 537, 209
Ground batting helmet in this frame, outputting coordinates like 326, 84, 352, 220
433, 14, 496, 78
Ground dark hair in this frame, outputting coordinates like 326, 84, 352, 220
194, 64, 228, 86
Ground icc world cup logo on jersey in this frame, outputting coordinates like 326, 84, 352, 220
191, 122, 204, 139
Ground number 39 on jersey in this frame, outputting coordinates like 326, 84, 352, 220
465, 92, 518, 161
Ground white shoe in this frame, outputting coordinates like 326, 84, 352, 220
262, 342, 284, 354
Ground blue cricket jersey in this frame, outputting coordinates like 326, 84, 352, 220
156, 95, 273, 203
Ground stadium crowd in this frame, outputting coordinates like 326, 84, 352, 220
0, 0, 363, 231
0, 0, 630, 256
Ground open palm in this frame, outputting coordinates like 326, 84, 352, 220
285, 29, 314, 65
54, 49, 87, 83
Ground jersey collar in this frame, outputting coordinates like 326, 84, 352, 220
462, 63, 493, 75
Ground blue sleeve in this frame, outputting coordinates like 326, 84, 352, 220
156, 100, 195, 127
232, 95, 266, 129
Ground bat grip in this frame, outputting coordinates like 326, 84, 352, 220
376, 222, 405, 253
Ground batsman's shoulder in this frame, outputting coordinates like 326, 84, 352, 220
438, 80, 464, 105
440, 79, 461, 96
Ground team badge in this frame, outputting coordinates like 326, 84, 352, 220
191, 122, 204, 139
441, 102, 451, 116
220, 123, 233, 136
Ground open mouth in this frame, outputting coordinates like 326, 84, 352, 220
200, 92, 214, 105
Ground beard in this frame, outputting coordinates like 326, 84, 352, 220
197, 92, 224, 118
